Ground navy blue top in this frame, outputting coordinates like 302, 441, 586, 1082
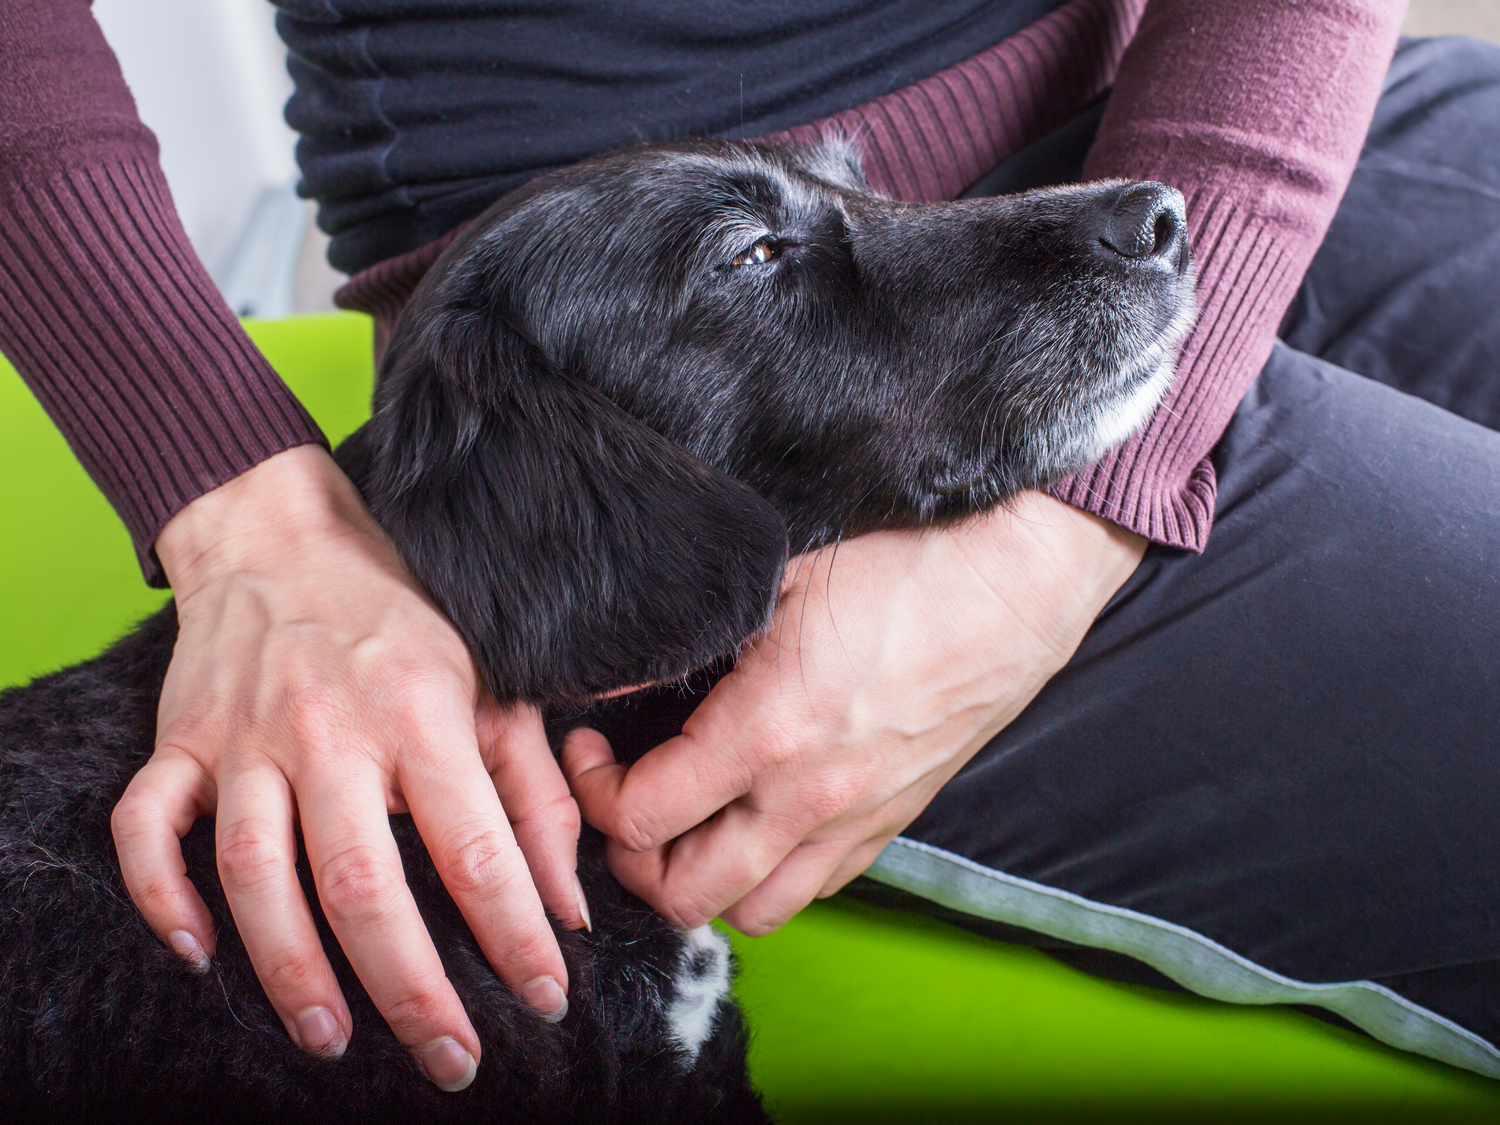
273, 0, 1066, 272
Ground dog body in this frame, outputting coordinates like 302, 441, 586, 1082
0, 140, 1192, 1122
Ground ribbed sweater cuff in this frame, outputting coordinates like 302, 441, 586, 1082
0, 157, 326, 585
1051, 0, 1406, 552
1050, 189, 1305, 549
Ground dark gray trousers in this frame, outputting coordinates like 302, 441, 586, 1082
875, 38, 1500, 1072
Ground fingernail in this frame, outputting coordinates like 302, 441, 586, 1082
419, 1037, 477, 1092
522, 975, 569, 1023
294, 1006, 348, 1059
574, 874, 593, 933
167, 929, 210, 973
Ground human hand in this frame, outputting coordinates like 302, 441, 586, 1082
111, 445, 587, 1091
565, 492, 1145, 934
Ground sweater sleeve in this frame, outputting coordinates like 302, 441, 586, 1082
0, 0, 326, 587
1051, 0, 1407, 550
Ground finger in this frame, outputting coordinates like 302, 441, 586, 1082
112, 749, 218, 966
605, 800, 801, 929
720, 837, 858, 936
818, 836, 896, 898
400, 726, 571, 1020
479, 703, 587, 931
563, 726, 752, 853
296, 766, 483, 1089
215, 766, 352, 1059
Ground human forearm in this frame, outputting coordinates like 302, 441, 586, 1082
0, 0, 324, 585
1056, 0, 1407, 549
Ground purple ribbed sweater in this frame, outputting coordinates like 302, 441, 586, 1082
0, 0, 1404, 585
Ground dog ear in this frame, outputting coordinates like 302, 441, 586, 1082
338, 305, 788, 706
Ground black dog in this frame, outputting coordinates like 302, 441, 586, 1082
0, 139, 1193, 1123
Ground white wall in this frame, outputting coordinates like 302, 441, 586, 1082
92, 0, 325, 314
1404, 0, 1500, 44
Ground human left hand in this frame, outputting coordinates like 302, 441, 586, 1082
113, 446, 582, 1089
564, 491, 1145, 934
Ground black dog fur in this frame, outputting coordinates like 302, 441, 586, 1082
0, 139, 1193, 1122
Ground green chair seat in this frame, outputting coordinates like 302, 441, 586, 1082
4, 314, 1497, 1122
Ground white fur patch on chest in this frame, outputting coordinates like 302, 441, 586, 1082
666, 924, 733, 1065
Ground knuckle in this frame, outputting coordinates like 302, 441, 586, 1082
155, 712, 220, 757
558, 807, 582, 843
381, 695, 439, 747
541, 795, 582, 841
131, 871, 185, 914
512, 792, 583, 850
613, 811, 666, 854
439, 828, 521, 900
660, 887, 721, 931
216, 820, 290, 889
317, 844, 401, 919
505, 928, 559, 972
663, 903, 712, 931
378, 985, 451, 1039
790, 761, 870, 827
749, 721, 807, 772
802, 782, 856, 825
110, 792, 149, 838
280, 683, 351, 749
733, 912, 783, 939
256, 947, 327, 1003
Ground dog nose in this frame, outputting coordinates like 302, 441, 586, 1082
1094, 182, 1186, 266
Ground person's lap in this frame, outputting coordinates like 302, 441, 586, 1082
873, 36, 1500, 1069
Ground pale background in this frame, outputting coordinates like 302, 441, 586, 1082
94, 0, 1500, 319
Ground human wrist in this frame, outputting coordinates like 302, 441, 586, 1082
952, 492, 1145, 634
1023, 491, 1146, 581
978, 491, 1143, 574
155, 445, 380, 600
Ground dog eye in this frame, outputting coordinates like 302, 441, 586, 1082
730, 238, 779, 267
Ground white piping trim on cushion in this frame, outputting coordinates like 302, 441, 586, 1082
866, 836, 1500, 1079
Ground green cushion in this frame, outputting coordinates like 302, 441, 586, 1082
3, 314, 1497, 1121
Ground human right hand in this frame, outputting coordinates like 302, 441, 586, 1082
110, 445, 587, 1092
568, 493, 1144, 934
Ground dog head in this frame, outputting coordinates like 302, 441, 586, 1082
340, 139, 1194, 704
